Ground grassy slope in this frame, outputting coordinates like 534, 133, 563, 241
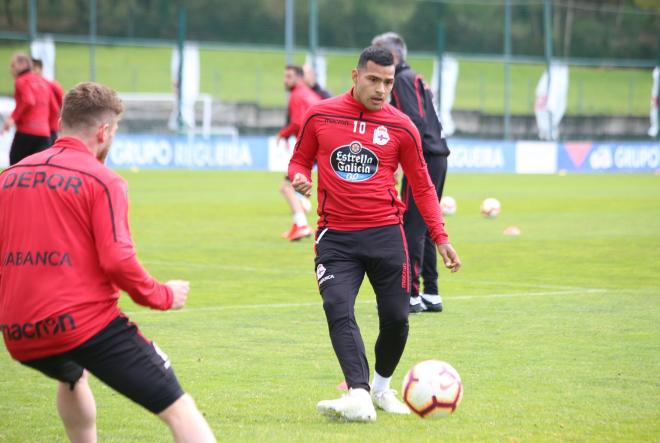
0, 42, 653, 115
0, 171, 658, 442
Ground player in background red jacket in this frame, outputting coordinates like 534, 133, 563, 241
276, 64, 323, 241
289, 46, 461, 422
0, 82, 215, 442
32, 57, 64, 143
0, 53, 57, 165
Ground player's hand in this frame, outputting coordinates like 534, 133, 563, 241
1, 117, 14, 135
291, 172, 312, 197
166, 280, 190, 310
276, 135, 289, 150
437, 243, 461, 273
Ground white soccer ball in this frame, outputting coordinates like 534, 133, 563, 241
480, 197, 501, 218
440, 196, 457, 216
402, 360, 463, 418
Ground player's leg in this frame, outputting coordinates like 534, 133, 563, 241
421, 232, 439, 291
21, 355, 97, 442
364, 225, 411, 414
70, 316, 216, 441
158, 394, 216, 443
401, 175, 428, 313
420, 155, 448, 312
279, 177, 311, 241
57, 371, 97, 443
9, 132, 29, 165
315, 229, 375, 421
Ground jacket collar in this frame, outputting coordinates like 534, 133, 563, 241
54, 136, 96, 156
395, 62, 410, 75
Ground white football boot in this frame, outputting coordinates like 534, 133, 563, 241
420, 293, 443, 312
409, 296, 427, 314
317, 388, 377, 422
371, 389, 411, 414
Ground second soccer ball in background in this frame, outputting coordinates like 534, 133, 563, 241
440, 196, 457, 216
480, 198, 501, 218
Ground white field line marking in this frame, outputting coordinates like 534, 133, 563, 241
143, 259, 602, 292
124, 288, 608, 316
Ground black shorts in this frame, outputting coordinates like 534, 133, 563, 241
21, 316, 184, 414
9, 131, 52, 165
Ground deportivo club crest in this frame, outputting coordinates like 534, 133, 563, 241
373, 125, 390, 146
330, 141, 379, 182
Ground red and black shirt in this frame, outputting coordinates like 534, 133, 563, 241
11, 70, 58, 138
288, 90, 449, 244
0, 137, 172, 361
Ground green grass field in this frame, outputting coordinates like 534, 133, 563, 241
0, 171, 658, 442
0, 42, 653, 115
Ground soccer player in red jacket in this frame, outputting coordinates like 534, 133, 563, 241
32, 57, 64, 143
289, 46, 461, 422
0, 82, 215, 442
277, 65, 323, 241
1, 53, 58, 165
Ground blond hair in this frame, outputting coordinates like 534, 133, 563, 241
61, 82, 123, 131
12, 52, 32, 70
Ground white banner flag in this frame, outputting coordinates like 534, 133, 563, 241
30, 35, 56, 81
169, 42, 200, 131
535, 63, 569, 141
431, 56, 459, 137
649, 67, 659, 138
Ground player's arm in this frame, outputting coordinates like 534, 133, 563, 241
4, 80, 31, 132
48, 88, 60, 132
278, 122, 300, 139
278, 94, 302, 139
91, 178, 182, 310
288, 112, 319, 196
398, 128, 461, 272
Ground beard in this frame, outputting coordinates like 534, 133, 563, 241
97, 140, 112, 163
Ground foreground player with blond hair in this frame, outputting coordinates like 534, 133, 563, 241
0, 82, 215, 442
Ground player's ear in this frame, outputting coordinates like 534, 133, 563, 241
95, 122, 109, 143
351, 68, 358, 86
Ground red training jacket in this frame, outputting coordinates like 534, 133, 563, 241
11, 70, 57, 137
278, 83, 322, 138
0, 137, 173, 361
288, 90, 449, 244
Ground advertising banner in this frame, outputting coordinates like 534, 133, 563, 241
559, 141, 660, 173
3, 132, 658, 174
515, 141, 557, 174
106, 134, 268, 170
447, 139, 515, 173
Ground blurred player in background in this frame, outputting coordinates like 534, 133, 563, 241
289, 46, 461, 422
372, 32, 451, 314
32, 57, 64, 144
1, 53, 57, 165
0, 82, 216, 442
277, 64, 322, 241
303, 63, 332, 99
